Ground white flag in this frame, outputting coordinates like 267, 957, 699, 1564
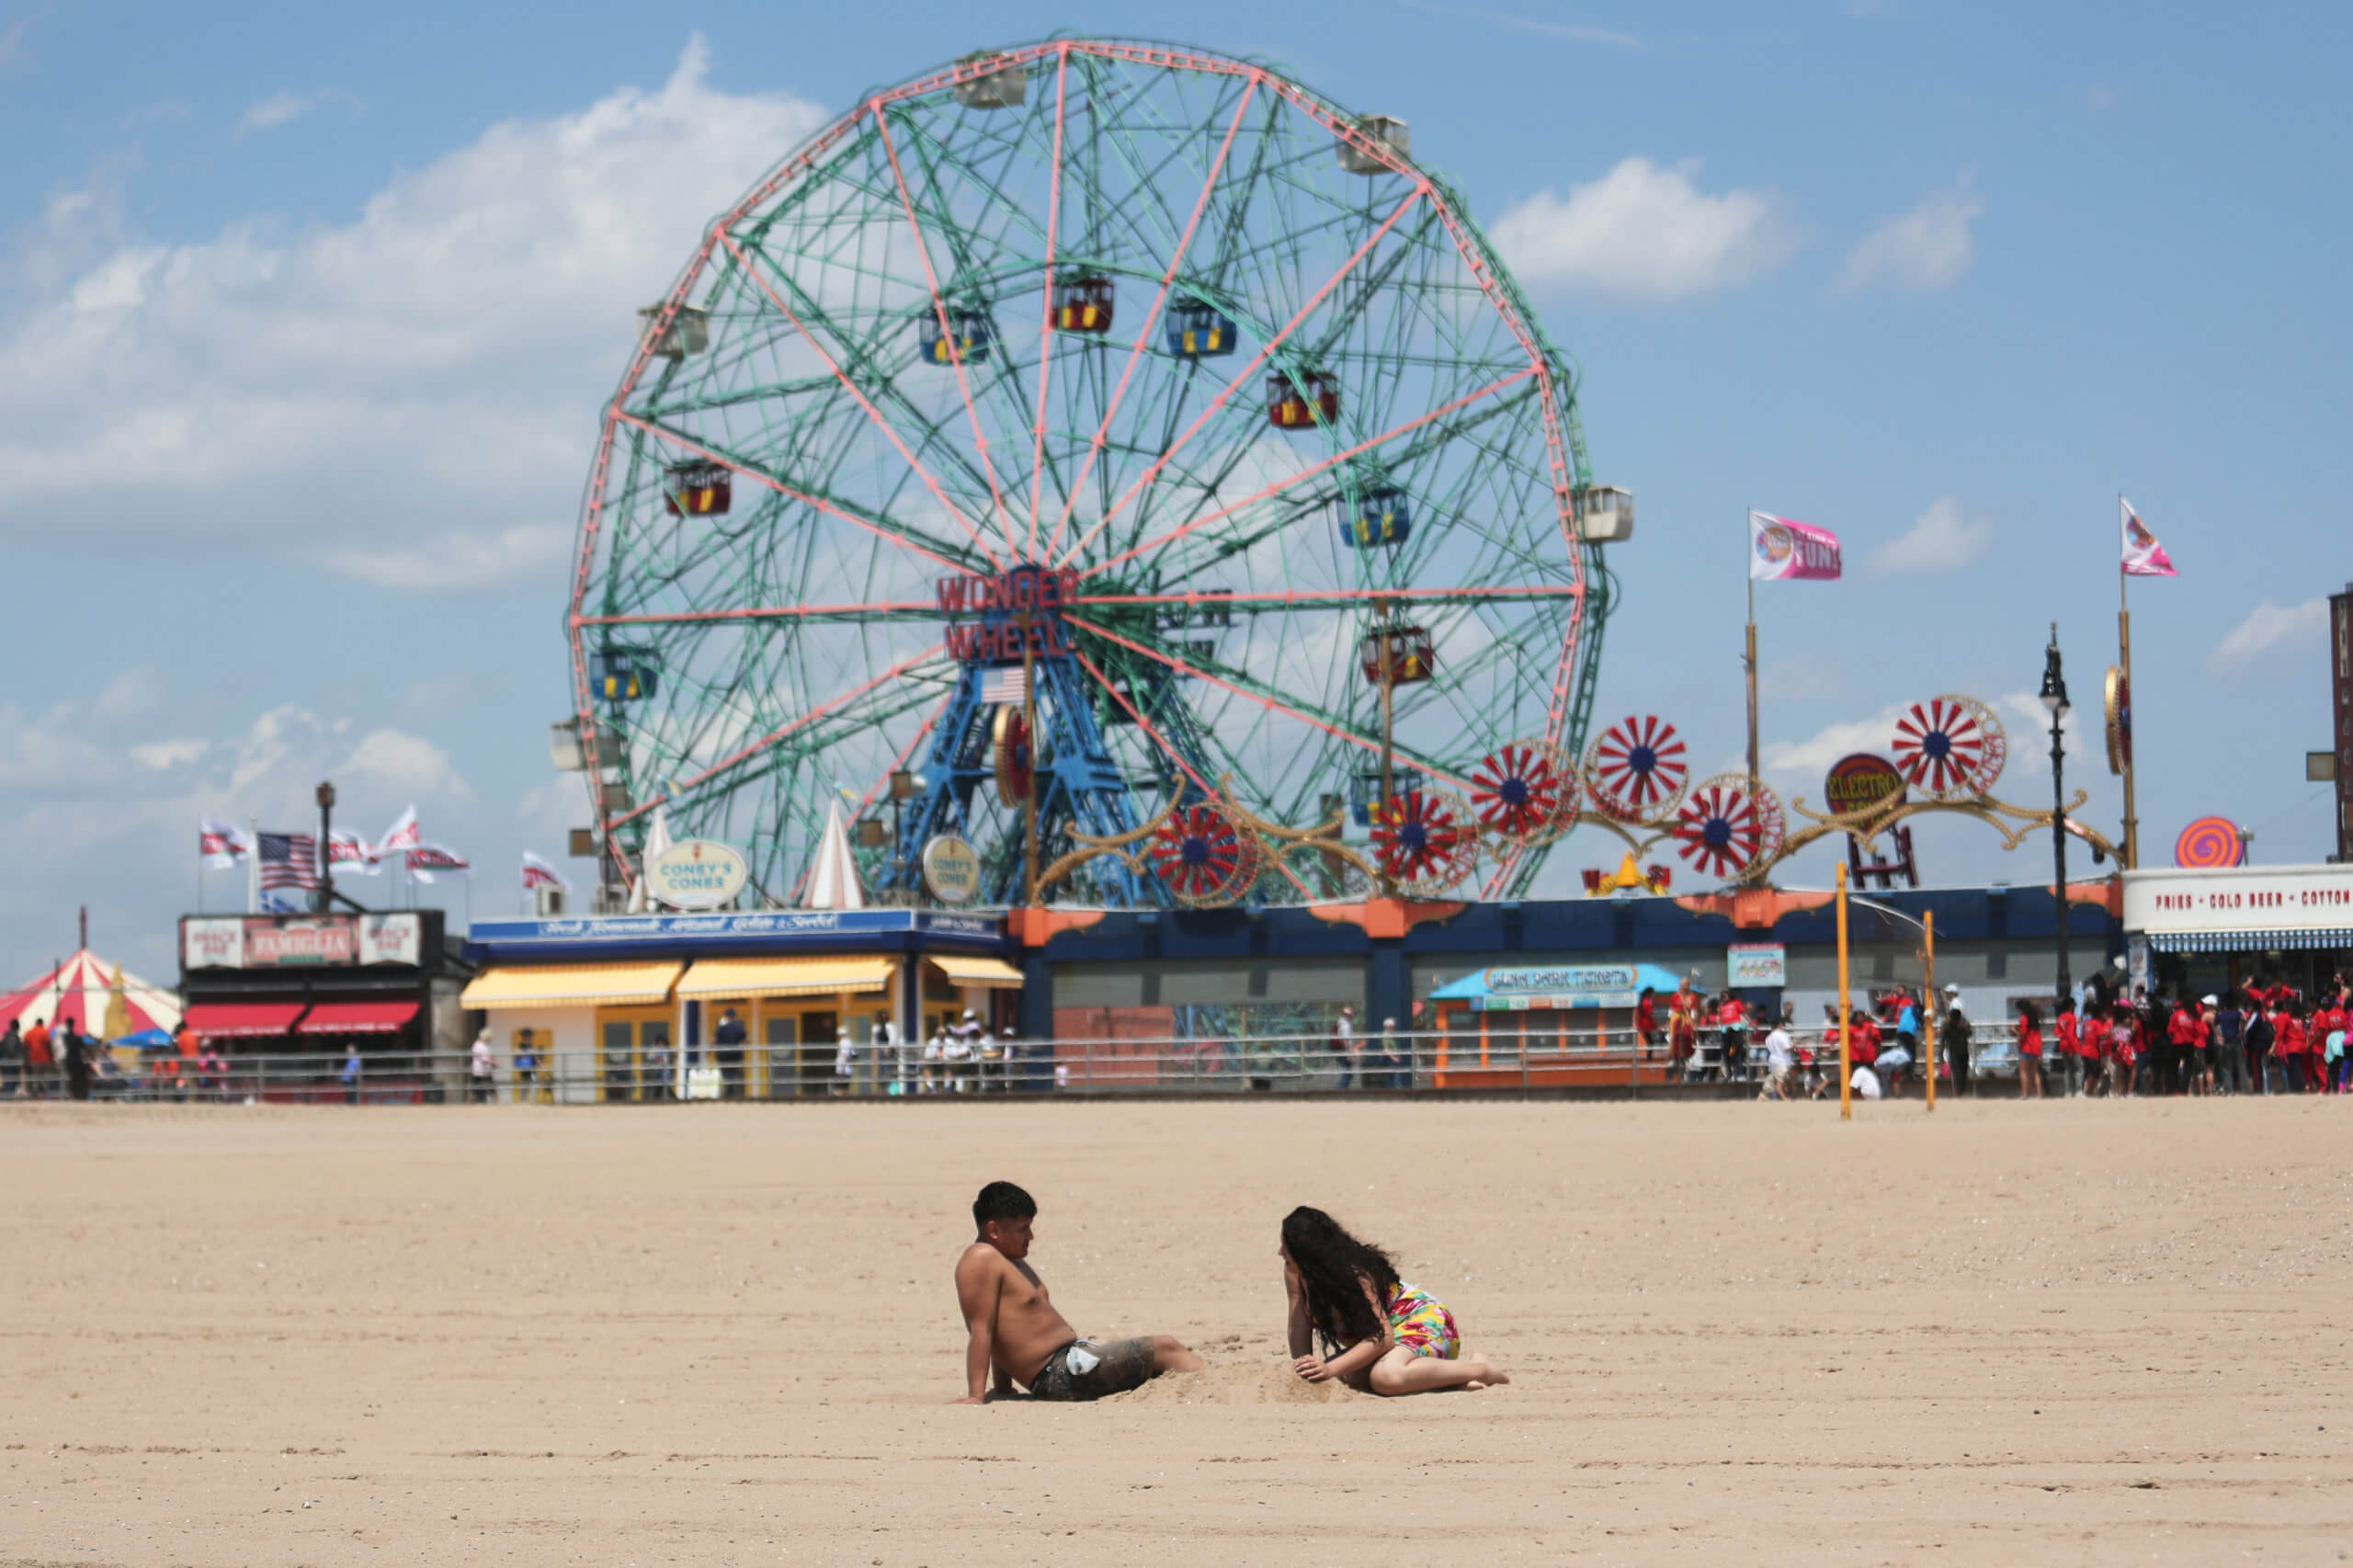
378, 804, 422, 854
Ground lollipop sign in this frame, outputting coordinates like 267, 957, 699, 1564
2173, 816, 2245, 869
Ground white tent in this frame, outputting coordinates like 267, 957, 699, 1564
802, 801, 866, 911
626, 803, 673, 913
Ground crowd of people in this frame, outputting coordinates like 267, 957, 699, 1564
1631, 966, 2353, 1102
2024, 978, 2353, 1097
0, 1015, 226, 1101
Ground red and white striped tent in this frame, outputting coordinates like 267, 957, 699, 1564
0, 949, 182, 1037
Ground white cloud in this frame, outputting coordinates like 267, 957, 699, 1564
233, 90, 356, 140
340, 728, 474, 800
1760, 704, 1910, 782
1867, 495, 1993, 575
1490, 157, 1797, 302
2207, 597, 2328, 677
130, 738, 210, 769
1839, 176, 1985, 291
0, 39, 827, 590
0, 18, 28, 69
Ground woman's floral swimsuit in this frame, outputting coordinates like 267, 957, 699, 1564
1385, 1282, 1461, 1358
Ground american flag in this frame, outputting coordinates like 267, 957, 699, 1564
256, 833, 321, 891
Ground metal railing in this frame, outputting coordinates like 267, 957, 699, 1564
23, 1022, 2279, 1106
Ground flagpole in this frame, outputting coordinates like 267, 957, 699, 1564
246, 817, 259, 915
2118, 495, 2140, 870
1745, 513, 1760, 809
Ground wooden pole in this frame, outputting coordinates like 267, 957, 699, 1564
2118, 593, 2139, 870
1022, 604, 1040, 906
1745, 575, 1760, 807
1923, 910, 1938, 1112
1837, 861, 1851, 1120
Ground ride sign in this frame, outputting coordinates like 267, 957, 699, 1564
646, 838, 750, 910
1824, 753, 1907, 818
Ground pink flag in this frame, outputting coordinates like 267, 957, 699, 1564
1748, 510, 1842, 581
2120, 497, 2177, 577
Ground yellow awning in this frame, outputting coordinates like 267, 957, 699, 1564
928, 954, 1026, 988
675, 956, 896, 1000
460, 961, 682, 1010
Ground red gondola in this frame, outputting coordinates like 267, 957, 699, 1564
1267, 370, 1339, 429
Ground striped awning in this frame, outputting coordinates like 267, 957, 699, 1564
927, 955, 1026, 988
674, 956, 895, 999
460, 962, 682, 1009
2145, 929, 2353, 954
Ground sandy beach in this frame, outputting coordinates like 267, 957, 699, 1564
4, 1095, 2348, 1565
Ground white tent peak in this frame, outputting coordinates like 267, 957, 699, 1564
803, 801, 866, 911
627, 802, 674, 913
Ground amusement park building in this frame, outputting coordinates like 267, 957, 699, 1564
449, 884, 2124, 1095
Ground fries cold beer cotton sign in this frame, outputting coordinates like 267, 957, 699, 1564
1748, 510, 1843, 581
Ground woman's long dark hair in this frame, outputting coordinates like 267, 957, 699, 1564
1282, 1206, 1400, 1356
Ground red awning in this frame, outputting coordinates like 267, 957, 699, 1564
185, 1002, 308, 1039
294, 1000, 419, 1036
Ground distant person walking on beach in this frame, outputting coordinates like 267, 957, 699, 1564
471, 1030, 495, 1103
1280, 1206, 1506, 1395
0, 1017, 21, 1098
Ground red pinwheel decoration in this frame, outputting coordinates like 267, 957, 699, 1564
1672, 774, 1787, 883
1470, 740, 1576, 847
1370, 789, 1480, 897
1890, 695, 2006, 801
1148, 802, 1258, 907
1584, 715, 1689, 824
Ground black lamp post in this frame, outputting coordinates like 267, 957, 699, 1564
2040, 626, 2072, 1028
315, 780, 336, 915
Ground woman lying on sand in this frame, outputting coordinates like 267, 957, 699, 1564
1279, 1206, 1508, 1394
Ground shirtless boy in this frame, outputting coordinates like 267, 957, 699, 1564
953, 1181, 1202, 1403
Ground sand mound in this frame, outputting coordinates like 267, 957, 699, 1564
1115, 1358, 1359, 1405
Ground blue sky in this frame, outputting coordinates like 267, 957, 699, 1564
2, 1, 2347, 983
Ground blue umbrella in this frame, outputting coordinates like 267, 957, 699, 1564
110, 1028, 174, 1051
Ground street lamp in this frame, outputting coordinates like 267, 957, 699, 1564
2040, 625, 2073, 1040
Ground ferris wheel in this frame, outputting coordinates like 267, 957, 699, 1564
569, 39, 1611, 905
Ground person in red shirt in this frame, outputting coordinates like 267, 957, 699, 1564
2314, 994, 2347, 1095
2016, 1000, 2045, 1099
2052, 997, 2084, 1096
2164, 1001, 2200, 1097
22, 1017, 51, 1099
1635, 987, 1659, 1065
2273, 1001, 2309, 1093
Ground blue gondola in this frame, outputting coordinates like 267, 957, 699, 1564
1165, 299, 1237, 358
918, 308, 993, 364
1341, 486, 1411, 548
1347, 766, 1427, 827
591, 648, 659, 702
